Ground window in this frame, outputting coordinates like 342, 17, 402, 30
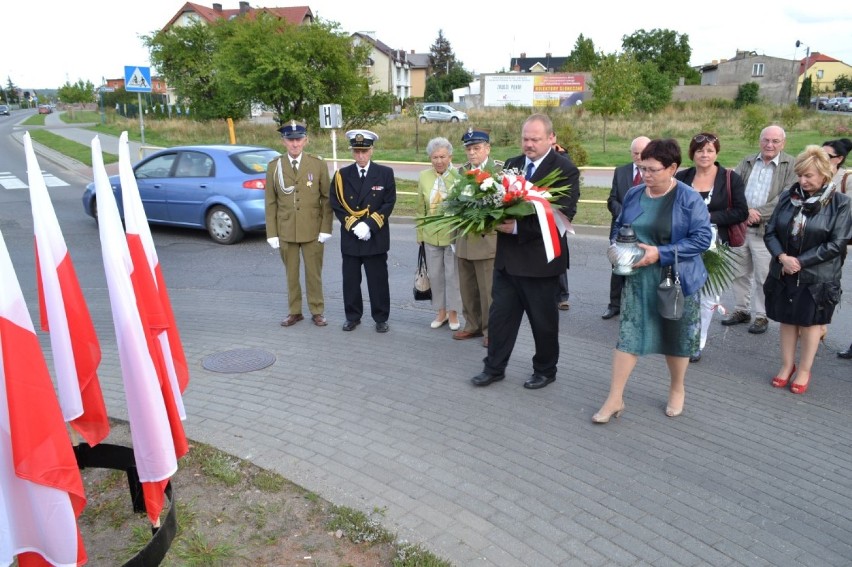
816, 69, 824, 79
752, 63, 764, 77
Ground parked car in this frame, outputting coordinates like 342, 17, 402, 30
82, 145, 281, 244
811, 96, 829, 109
828, 97, 851, 111
0, 104, 9, 116
38, 104, 52, 114
418, 104, 468, 123
837, 97, 852, 112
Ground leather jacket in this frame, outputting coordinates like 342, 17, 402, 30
764, 184, 852, 284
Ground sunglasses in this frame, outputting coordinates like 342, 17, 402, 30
826, 153, 840, 159
693, 135, 718, 144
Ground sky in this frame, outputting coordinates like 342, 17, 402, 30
2, 0, 852, 91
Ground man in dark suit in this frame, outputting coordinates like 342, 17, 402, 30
265, 120, 333, 328
603, 136, 650, 320
329, 130, 396, 333
471, 113, 580, 390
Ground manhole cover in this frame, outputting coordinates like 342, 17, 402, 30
201, 348, 276, 373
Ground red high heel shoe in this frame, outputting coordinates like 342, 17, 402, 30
771, 365, 796, 388
790, 371, 811, 395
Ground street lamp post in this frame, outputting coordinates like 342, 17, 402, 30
796, 40, 811, 107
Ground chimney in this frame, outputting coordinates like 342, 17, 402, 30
213, 3, 222, 11
239, 1, 249, 14
410, 49, 415, 54
520, 52, 526, 58
546, 52, 552, 58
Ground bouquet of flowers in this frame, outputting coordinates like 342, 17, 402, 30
418, 167, 572, 249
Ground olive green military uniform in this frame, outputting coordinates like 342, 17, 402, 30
265, 154, 332, 316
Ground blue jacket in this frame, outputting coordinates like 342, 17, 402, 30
612, 181, 712, 296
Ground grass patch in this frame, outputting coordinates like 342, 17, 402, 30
22, 113, 46, 126
61, 109, 104, 123
252, 469, 286, 492
326, 505, 395, 545
28, 129, 118, 166
172, 530, 240, 566
183, 442, 241, 486
61, 104, 852, 169
395, 542, 455, 567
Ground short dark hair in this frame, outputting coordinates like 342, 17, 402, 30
687, 133, 721, 160
641, 139, 682, 169
821, 138, 852, 167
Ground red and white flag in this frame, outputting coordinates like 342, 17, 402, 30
118, 132, 189, 427
0, 228, 87, 567
91, 136, 177, 525
25, 132, 109, 447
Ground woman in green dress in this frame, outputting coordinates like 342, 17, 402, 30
593, 139, 712, 423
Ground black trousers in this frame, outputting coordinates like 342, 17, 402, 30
341, 252, 390, 323
483, 267, 561, 378
609, 271, 625, 309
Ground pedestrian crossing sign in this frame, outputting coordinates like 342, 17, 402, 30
124, 66, 152, 93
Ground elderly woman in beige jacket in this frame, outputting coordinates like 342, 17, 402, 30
417, 137, 462, 330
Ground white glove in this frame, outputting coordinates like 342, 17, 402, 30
353, 222, 370, 240
318, 232, 332, 244
267, 237, 280, 249
606, 243, 619, 266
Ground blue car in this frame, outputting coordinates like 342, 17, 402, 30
82, 145, 281, 244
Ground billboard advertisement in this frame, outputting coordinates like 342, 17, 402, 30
484, 74, 586, 107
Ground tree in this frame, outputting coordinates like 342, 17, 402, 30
563, 34, 601, 72
621, 29, 699, 85
145, 20, 245, 120
215, 15, 381, 128
424, 31, 472, 102
425, 65, 473, 103
57, 79, 96, 106
429, 30, 455, 77
834, 74, 852, 93
4, 77, 20, 104
633, 61, 672, 113
796, 77, 812, 107
585, 53, 641, 152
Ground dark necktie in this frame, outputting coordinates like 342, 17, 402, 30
291, 159, 298, 175
525, 162, 535, 180
632, 168, 642, 186
360, 168, 366, 180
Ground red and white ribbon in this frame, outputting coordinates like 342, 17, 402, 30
503, 174, 573, 263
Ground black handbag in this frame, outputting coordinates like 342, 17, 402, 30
657, 246, 684, 320
413, 243, 432, 301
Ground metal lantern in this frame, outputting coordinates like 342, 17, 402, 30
611, 224, 645, 275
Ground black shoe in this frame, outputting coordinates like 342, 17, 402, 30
375, 321, 389, 333
689, 350, 701, 363
342, 320, 361, 331
838, 347, 852, 359
523, 373, 555, 390
601, 307, 620, 320
471, 372, 505, 387
721, 310, 751, 326
748, 317, 768, 334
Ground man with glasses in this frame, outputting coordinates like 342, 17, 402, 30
722, 125, 797, 334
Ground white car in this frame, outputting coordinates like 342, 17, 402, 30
418, 104, 468, 123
